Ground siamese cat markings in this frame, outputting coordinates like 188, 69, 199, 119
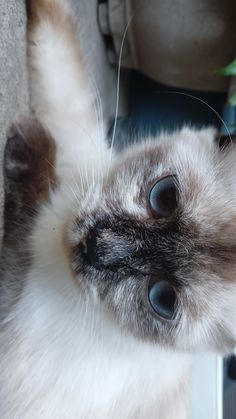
1, 1, 236, 418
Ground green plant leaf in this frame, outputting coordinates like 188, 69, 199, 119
216, 59, 236, 76
229, 92, 236, 106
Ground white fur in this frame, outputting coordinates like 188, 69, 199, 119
1, 188, 190, 418
29, 2, 110, 183
0, 2, 194, 418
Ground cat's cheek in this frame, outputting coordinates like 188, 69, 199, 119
174, 284, 236, 353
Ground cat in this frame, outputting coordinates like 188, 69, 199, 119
1, 0, 236, 418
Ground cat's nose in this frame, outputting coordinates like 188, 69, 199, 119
83, 226, 100, 268
81, 224, 134, 270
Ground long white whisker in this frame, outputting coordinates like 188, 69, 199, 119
108, 11, 137, 174
163, 91, 233, 141
91, 78, 105, 140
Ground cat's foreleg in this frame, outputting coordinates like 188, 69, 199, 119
27, 0, 110, 182
0, 119, 57, 319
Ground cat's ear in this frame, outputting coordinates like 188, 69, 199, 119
215, 133, 236, 151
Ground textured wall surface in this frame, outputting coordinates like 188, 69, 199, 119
0, 1, 29, 244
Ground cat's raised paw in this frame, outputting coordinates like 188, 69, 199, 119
5, 124, 35, 180
4, 118, 57, 210
4, 119, 55, 180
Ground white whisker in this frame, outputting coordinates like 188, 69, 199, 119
163, 91, 233, 141
108, 11, 137, 175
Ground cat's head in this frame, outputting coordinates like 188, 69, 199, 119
66, 127, 236, 353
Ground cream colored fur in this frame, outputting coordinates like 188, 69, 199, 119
0, 1, 200, 418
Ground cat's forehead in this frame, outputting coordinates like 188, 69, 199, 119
113, 127, 217, 197
107, 127, 236, 227
120, 126, 217, 173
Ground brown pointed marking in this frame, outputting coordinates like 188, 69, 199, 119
3, 117, 58, 244
0, 118, 58, 319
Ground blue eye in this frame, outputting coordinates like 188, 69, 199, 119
149, 175, 178, 217
148, 280, 177, 320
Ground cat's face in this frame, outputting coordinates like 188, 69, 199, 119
67, 127, 236, 353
